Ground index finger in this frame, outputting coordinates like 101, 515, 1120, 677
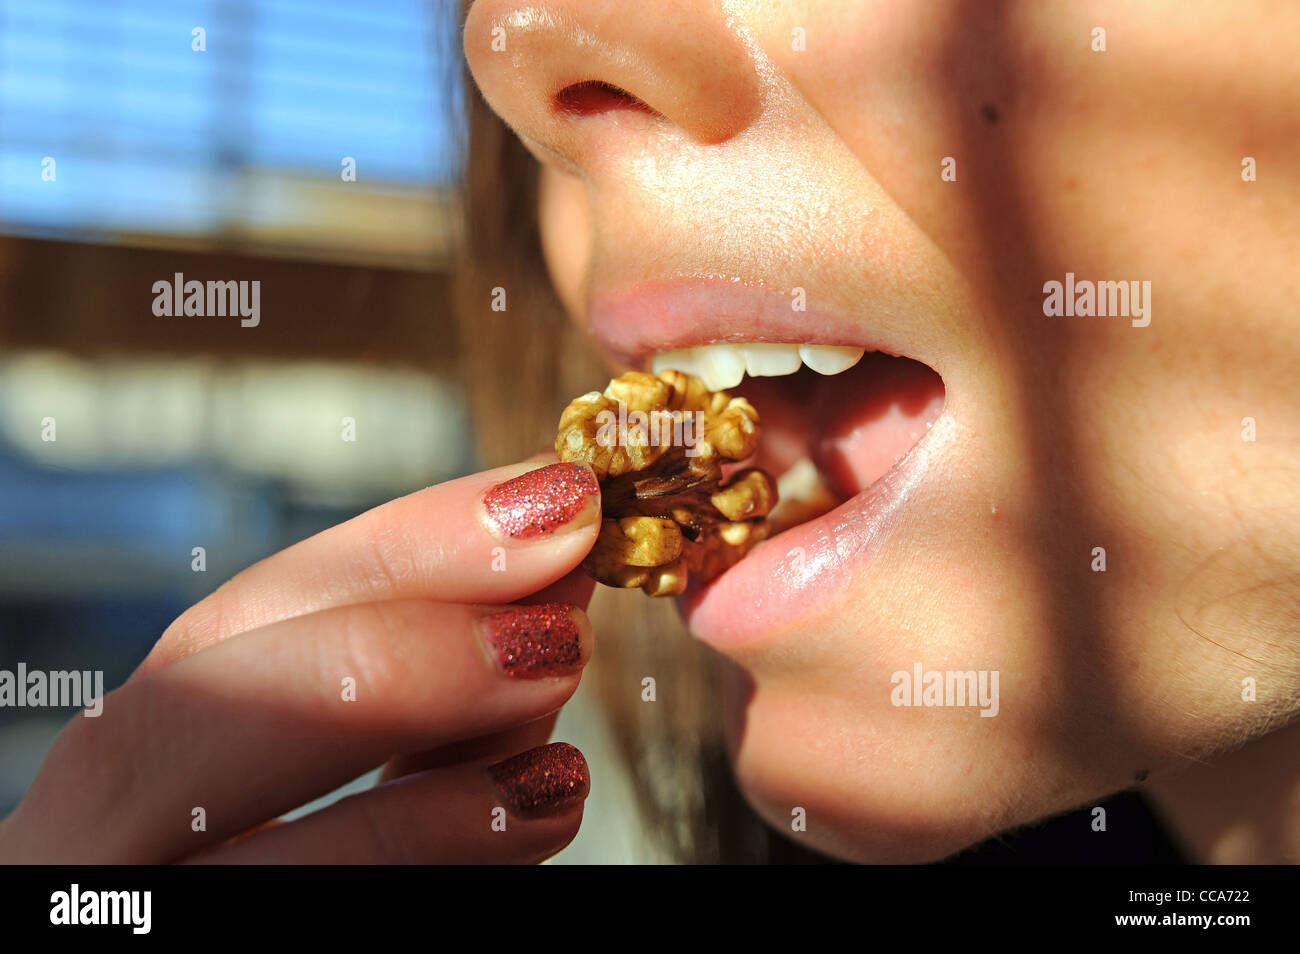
140, 461, 600, 673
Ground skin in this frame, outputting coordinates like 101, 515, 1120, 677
464, 0, 1300, 861
0, 463, 601, 863
5, 1, 1295, 867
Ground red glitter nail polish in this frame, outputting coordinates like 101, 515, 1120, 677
481, 603, 584, 678
489, 742, 590, 818
483, 463, 599, 539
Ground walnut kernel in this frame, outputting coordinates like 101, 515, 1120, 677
555, 369, 777, 596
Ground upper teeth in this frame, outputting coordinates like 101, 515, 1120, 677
650, 343, 865, 391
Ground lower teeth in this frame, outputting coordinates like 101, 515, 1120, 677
767, 458, 841, 534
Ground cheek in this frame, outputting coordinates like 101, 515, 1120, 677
538, 165, 593, 323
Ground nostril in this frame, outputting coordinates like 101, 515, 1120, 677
553, 80, 656, 117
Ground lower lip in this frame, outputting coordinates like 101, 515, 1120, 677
680, 415, 947, 648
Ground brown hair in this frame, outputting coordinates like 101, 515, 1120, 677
452, 57, 828, 863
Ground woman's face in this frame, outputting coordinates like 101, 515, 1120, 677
464, 0, 1300, 861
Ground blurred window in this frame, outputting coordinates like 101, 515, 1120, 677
0, 0, 463, 265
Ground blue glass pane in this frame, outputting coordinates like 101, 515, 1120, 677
0, 0, 463, 235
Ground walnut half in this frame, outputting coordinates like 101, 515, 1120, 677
555, 369, 778, 596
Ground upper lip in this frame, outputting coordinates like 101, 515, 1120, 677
585, 276, 920, 370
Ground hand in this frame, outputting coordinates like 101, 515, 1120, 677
0, 461, 602, 864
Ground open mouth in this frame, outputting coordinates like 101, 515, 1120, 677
584, 277, 952, 637
649, 343, 947, 540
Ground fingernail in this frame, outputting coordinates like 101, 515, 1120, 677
480, 603, 584, 678
483, 463, 600, 539
488, 742, 590, 819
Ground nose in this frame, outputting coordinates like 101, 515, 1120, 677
463, 0, 763, 169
